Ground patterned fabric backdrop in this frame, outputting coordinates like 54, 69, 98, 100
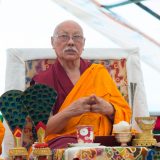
25, 58, 128, 100
23, 58, 128, 148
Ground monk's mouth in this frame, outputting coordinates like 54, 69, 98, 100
65, 50, 77, 54
65, 49, 76, 52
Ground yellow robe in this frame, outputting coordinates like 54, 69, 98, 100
45, 64, 131, 142
0, 121, 5, 154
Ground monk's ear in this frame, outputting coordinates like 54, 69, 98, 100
83, 38, 86, 48
51, 36, 55, 48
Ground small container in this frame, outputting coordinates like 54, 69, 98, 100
114, 132, 132, 146
76, 125, 94, 143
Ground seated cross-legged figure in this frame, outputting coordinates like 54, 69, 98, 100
32, 20, 132, 148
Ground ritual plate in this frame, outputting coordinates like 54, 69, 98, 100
68, 143, 100, 147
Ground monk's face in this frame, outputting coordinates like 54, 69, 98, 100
51, 21, 85, 61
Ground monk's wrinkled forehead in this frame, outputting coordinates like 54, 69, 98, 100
53, 20, 84, 36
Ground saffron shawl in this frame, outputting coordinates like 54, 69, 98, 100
33, 58, 91, 114
45, 64, 131, 142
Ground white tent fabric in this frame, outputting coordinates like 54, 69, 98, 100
0, 0, 159, 158
51, 0, 160, 72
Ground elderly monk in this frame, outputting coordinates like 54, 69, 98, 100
33, 20, 131, 146
0, 121, 5, 154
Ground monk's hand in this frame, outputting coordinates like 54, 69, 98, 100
64, 97, 91, 117
89, 94, 115, 118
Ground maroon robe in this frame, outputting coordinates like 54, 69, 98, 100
32, 58, 91, 114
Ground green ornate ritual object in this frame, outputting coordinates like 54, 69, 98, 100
22, 84, 57, 126
0, 90, 28, 159
0, 84, 57, 149
0, 90, 27, 131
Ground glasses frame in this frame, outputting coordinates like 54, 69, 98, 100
54, 34, 84, 43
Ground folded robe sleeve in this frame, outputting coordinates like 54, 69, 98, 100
95, 65, 131, 124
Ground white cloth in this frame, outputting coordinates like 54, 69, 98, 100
64, 145, 106, 160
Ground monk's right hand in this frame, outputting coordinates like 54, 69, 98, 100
46, 97, 91, 135
63, 97, 91, 117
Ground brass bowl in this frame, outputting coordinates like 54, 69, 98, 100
114, 132, 132, 146
135, 117, 157, 130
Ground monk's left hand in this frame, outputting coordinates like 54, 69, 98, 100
89, 94, 115, 118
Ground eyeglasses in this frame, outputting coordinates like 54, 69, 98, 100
54, 34, 84, 42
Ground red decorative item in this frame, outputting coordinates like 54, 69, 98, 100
36, 121, 46, 132
154, 116, 160, 130
13, 127, 22, 138
34, 121, 48, 148
76, 125, 94, 143
34, 143, 48, 148
32, 121, 52, 159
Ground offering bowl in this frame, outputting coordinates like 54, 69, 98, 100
114, 132, 132, 146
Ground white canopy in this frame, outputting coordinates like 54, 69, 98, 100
1, 0, 160, 158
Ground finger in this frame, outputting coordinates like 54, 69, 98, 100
83, 96, 92, 104
91, 108, 99, 113
90, 97, 96, 105
88, 94, 97, 105
91, 104, 99, 112
83, 104, 91, 112
90, 95, 100, 104
92, 103, 105, 113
